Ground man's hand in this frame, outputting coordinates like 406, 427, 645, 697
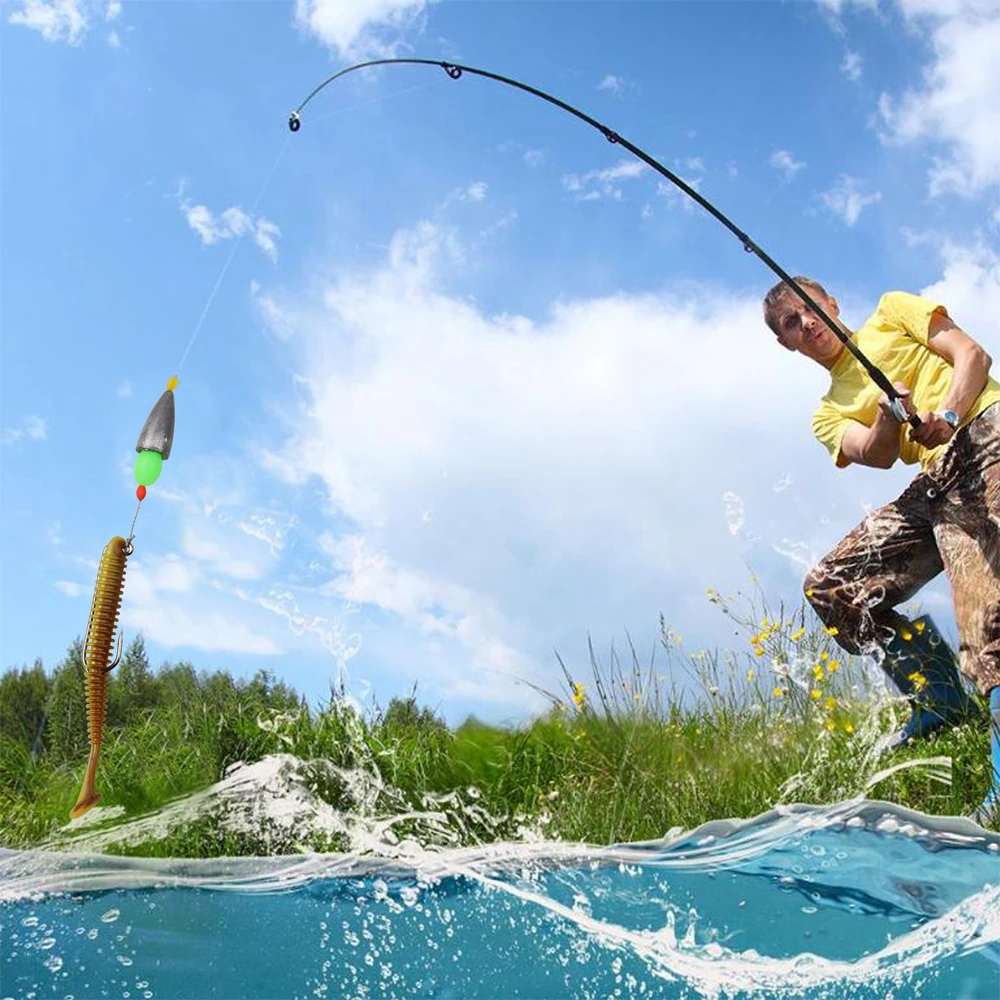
877, 382, 913, 424
909, 411, 956, 449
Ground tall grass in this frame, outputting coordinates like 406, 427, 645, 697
1, 585, 994, 857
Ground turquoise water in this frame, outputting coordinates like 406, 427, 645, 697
2, 801, 999, 999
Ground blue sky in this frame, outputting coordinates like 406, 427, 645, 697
2, 0, 998, 727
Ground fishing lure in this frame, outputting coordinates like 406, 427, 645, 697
289, 58, 920, 429
69, 376, 178, 819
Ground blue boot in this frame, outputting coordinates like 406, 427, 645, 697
971, 686, 1000, 827
877, 615, 980, 754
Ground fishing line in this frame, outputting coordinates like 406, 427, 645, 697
289, 57, 921, 430
72, 129, 292, 819
176, 130, 293, 375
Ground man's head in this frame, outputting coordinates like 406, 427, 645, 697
762, 276, 847, 369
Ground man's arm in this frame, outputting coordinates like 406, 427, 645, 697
838, 312, 992, 468
838, 393, 908, 469
926, 310, 992, 422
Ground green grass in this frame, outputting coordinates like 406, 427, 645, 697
1, 585, 995, 858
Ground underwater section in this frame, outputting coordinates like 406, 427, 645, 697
3, 798, 999, 999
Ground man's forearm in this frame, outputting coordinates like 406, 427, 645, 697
861, 413, 903, 468
943, 345, 992, 421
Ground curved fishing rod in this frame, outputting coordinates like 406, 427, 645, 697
290, 58, 919, 428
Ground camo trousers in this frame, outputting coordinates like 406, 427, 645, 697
804, 402, 1000, 697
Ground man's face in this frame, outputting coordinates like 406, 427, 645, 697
772, 289, 846, 368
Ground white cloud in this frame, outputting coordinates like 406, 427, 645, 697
914, 236, 1000, 327
598, 74, 637, 98
1, 415, 48, 445
293, 0, 431, 58
54, 581, 88, 598
8, 0, 91, 44
251, 217, 865, 714
251, 280, 296, 341
771, 149, 806, 180
820, 174, 883, 225
841, 49, 863, 82
872, 0, 1000, 197
562, 158, 647, 201
117, 380, 133, 398
177, 186, 281, 262
8, 0, 125, 45
524, 149, 544, 168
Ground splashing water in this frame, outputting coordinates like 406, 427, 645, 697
2, 796, 999, 999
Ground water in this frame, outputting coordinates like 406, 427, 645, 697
3, 799, 999, 999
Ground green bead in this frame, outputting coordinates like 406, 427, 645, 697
134, 449, 163, 486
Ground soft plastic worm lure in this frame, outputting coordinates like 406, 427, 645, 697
69, 375, 178, 819
70, 535, 130, 819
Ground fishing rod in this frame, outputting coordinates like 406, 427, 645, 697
289, 57, 920, 429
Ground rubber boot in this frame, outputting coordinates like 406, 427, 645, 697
971, 686, 1000, 827
877, 615, 980, 754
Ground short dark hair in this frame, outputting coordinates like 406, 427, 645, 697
762, 276, 829, 336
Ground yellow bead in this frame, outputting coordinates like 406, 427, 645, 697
167, 375, 179, 391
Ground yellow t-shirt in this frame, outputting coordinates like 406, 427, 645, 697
812, 291, 1000, 471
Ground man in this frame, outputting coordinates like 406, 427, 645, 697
762, 278, 1000, 825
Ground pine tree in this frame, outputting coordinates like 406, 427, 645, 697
108, 633, 156, 726
44, 639, 89, 763
0, 658, 51, 756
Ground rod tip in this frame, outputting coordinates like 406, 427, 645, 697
288, 112, 301, 132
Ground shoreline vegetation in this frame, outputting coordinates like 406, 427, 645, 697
2, 582, 995, 857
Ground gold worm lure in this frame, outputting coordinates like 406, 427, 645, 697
70, 375, 179, 819
70, 535, 129, 818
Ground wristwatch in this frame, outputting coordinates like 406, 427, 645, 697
940, 409, 960, 430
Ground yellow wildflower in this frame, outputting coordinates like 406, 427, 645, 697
828, 659, 840, 672
806, 588, 815, 597
825, 626, 839, 636
773, 687, 784, 698
755, 647, 765, 657
825, 697, 837, 710
820, 651, 829, 661
791, 627, 806, 642
572, 682, 586, 708
813, 664, 824, 680
908, 671, 928, 692
811, 688, 822, 700
747, 669, 755, 681
915, 621, 926, 634
825, 720, 836, 731
843, 721, 854, 734
900, 629, 913, 641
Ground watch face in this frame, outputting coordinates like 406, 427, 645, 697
943, 410, 959, 428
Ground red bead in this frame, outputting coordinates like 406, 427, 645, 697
136, 485, 147, 501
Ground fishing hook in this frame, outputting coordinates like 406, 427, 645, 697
289, 57, 920, 428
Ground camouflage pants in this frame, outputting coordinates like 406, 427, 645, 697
804, 402, 1000, 697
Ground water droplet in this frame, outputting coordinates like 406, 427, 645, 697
100, 909, 120, 924
118, 955, 134, 966
801, 905, 818, 914
44, 956, 63, 973
40, 937, 57, 950
87, 929, 98, 940
21, 916, 39, 927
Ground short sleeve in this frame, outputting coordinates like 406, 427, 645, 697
812, 402, 851, 468
878, 291, 948, 346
